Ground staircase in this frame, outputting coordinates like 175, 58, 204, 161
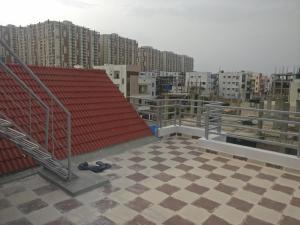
0, 38, 73, 180
0, 118, 70, 180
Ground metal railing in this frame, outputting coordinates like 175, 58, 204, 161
129, 96, 300, 158
0, 39, 72, 180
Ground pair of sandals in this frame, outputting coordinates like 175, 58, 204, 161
78, 161, 112, 173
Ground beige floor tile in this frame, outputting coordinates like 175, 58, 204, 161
41, 190, 70, 205
178, 205, 210, 224
213, 167, 235, 177
189, 167, 211, 177
203, 189, 231, 204
0, 207, 23, 224
222, 177, 246, 189
111, 177, 136, 189
168, 177, 192, 189
195, 177, 219, 189
140, 189, 169, 204
249, 205, 282, 224
8, 190, 37, 206
104, 205, 138, 224
214, 204, 246, 225
142, 177, 165, 189
264, 189, 293, 204
276, 177, 300, 188
27, 206, 61, 225
233, 190, 261, 204
165, 168, 186, 177
248, 177, 274, 188
283, 205, 300, 220
143, 205, 175, 224
172, 189, 200, 203
109, 189, 136, 204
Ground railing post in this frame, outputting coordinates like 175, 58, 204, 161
205, 105, 210, 139
179, 100, 182, 126
174, 100, 177, 126
196, 100, 201, 127
45, 105, 49, 149
217, 108, 222, 134
67, 114, 72, 180
29, 95, 32, 135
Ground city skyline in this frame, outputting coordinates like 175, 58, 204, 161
0, 0, 299, 74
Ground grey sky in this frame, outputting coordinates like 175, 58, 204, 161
1, 0, 299, 74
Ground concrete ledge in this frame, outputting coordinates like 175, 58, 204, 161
199, 137, 300, 172
39, 168, 108, 196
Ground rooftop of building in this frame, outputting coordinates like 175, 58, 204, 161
1, 136, 300, 225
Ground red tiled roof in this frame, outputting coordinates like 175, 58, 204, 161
0, 65, 151, 175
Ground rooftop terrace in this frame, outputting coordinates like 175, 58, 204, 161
1, 136, 300, 225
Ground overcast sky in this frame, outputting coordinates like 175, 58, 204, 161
1, 0, 299, 74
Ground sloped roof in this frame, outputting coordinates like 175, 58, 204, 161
0, 65, 151, 175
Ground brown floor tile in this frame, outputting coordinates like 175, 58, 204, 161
126, 184, 150, 195
151, 164, 170, 172
87, 216, 116, 225
150, 156, 166, 163
0, 198, 11, 210
231, 173, 251, 182
125, 215, 156, 225
168, 150, 183, 156
166, 145, 180, 150
149, 145, 162, 149
149, 150, 163, 155
279, 216, 300, 225
185, 183, 209, 195
199, 164, 217, 171
42, 216, 75, 225
156, 184, 180, 195
227, 197, 253, 212
290, 197, 300, 207
33, 184, 58, 196
160, 196, 187, 211
110, 164, 122, 170
91, 197, 119, 213
281, 173, 300, 182
202, 215, 231, 225
206, 173, 226, 182
127, 173, 148, 182
175, 164, 193, 172
243, 183, 266, 195
128, 156, 145, 163
53, 198, 82, 213
181, 141, 193, 145
256, 173, 277, 182
214, 157, 230, 163
272, 184, 294, 195
3, 218, 33, 225
193, 156, 210, 163
102, 184, 121, 195
165, 141, 176, 145
243, 215, 273, 225
17, 198, 48, 214
192, 197, 220, 212
187, 150, 203, 156
244, 164, 262, 171
184, 145, 197, 150
126, 197, 152, 212
153, 173, 175, 182
128, 164, 147, 172
181, 173, 201, 182
171, 156, 187, 163
258, 197, 286, 212
163, 215, 195, 225
222, 164, 239, 171
215, 183, 237, 195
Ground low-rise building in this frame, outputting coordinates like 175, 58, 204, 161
289, 71, 300, 110
218, 71, 252, 100
96, 64, 140, 97
185, 72, 217, 97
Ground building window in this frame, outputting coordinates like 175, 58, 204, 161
122, 78, 124, 84
114, 71, 120, 79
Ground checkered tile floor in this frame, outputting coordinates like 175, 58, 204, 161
1, 136, 300, 225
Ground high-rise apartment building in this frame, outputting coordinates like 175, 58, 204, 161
0, 20, 101, 68
138, 46, 194, 72
99, 33, 138, 66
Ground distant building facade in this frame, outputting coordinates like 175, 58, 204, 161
96, 64, 140, 97
218, 71, 252, 100
100, 33, 138, 66
0, 20, 101, 68
138, 46, 193, 72
185, 72, 217, 97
